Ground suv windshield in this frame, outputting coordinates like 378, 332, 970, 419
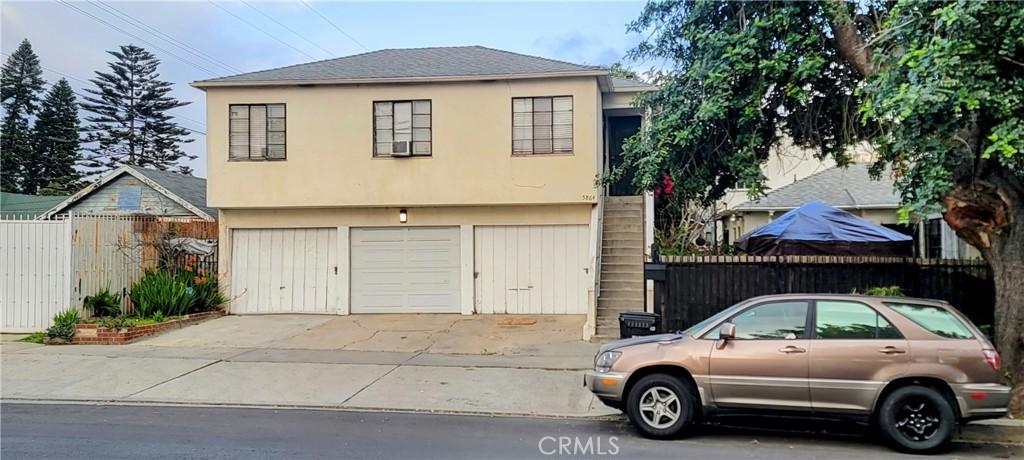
682, 303, 743, 337
886, 302, 974, 339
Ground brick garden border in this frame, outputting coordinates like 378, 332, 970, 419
72, 310, 225, 345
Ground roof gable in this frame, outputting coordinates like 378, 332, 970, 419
193, 46, 604, 87
41, 166, 214, 220
734, 163, 900, 211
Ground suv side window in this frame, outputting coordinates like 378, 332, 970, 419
886, 302, 974, 339
815, 301, 902, 339
707, 301, 808, 340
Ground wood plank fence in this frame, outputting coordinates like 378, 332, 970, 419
1, 214, 217, 332
651, 255, 994, 333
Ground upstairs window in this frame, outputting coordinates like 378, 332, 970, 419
513, 96, 573, 155
374, 100, 431, 157
229, 104, 286, 160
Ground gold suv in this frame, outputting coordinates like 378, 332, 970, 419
584, 294, 1008, 453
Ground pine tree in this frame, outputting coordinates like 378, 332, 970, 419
80, 44, 194, 173
1, 39, 46, 192
33, 79, 82, 195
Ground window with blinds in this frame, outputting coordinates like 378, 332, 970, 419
374, 100, 431, 157
229, 104, 286, 160
512, 96, 572, 155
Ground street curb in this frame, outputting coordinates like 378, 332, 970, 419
0, 398, 622, 421
958, 419, 1024, 445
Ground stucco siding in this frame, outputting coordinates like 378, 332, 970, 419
205, 77, 601, 209
64, 175, 192, 216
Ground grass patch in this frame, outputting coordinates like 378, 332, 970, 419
17, 332, 45, 344
81, 316, 182, 328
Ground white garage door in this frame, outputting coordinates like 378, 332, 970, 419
350, 227, 461, 313
230, 228, 337, 314
474, 225, 590, 314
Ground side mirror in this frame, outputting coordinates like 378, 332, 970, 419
716, 323, 736, 349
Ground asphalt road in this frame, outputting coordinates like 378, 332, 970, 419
1, 403, 1019, 459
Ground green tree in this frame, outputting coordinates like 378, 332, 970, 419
33, 79, 82, 195
622, 0, 1023, 412
1, 39, 46, 192
81, 45, 193, 174
607, 62, 640, 80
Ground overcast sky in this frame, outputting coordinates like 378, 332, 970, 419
2, 1, 647, 178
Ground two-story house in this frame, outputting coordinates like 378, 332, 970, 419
192, 46, 652, 339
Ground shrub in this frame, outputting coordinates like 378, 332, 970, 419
175, 270, 226, 313
97, 316, 131, 330
46, 309, 80, 341
865, 286, 904, 296
130, 269, 193, 318
83, 287, 122, 317
151, 311, 166, 323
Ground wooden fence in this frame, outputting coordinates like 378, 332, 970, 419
1, 214, 218, 332
651, 255, 994, 333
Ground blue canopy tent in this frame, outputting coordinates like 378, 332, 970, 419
734, 201, 913, 256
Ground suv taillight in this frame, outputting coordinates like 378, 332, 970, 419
982, 349, 1001, 371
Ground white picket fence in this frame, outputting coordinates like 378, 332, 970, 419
1, 214, 216, 333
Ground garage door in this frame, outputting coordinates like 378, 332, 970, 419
474, 225, 590, 314
230, 228, 337, 314
350, 227, 461, 313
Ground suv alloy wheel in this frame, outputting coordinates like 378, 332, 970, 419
626, 374, 697, 439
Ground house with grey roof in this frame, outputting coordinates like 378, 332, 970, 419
41, 165, 215, 221
191, 45, 652, 340
719, 163, 978, 258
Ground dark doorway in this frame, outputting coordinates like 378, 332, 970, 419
607, 116, 642, 196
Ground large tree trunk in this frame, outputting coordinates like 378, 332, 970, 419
945, 180, 1024, 416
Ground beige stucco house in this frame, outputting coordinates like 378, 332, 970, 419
192, 46, 653, 339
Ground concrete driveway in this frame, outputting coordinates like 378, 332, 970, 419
141, 313, 595, 357
3, 314, 609, 417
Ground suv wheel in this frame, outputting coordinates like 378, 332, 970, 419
877, 385, 956, 453
625, 374, 696, 439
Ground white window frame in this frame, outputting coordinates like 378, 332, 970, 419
373, 100, 432, 157
512, 96, 573, 155
229, 103, 286, 161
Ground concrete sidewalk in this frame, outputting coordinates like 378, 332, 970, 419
1, 337, 610, 417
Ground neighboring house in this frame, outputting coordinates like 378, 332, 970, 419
0, 192, 68, 219
192, 46, 652, 337
719, 163, 979, 259
41, 165, 215, 221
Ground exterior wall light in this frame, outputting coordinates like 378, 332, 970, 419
399, 209, 408, 224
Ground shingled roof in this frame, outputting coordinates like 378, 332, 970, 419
734, 163, 901, 211
193, 46, 604, 87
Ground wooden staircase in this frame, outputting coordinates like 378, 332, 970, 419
594, 195, 645, 341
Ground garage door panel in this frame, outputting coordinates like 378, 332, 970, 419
475, 225, 589, 315
350, 227, 460, 313
230, 228, 336, 314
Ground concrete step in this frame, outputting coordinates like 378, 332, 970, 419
603, 215, 642, 222
603, 223, 644, 232
605, 195, 643, 204
600, 254, 642, 264
599, 270, 643, 281
601, 246, 644, 257
599, 264, 644, 274
598, 292, 645, 302
601, 266, 644, 276
602, 230, 643, 240
603, 209, 643, 218
601, 240, 645, 249
601, 280, 642, 290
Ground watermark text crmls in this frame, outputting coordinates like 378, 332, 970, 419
538, 436, 620, 456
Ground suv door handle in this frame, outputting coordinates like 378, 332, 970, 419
778, 346, 806, 354
879, 346, 906, 354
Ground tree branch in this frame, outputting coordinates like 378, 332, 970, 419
826, 0, 874, 77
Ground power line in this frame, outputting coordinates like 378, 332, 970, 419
299, 0, 368, 51
206, 0, 318, 60
57, 0, 219, 76
93, 0, 244, 74
241, 1, 335, 58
